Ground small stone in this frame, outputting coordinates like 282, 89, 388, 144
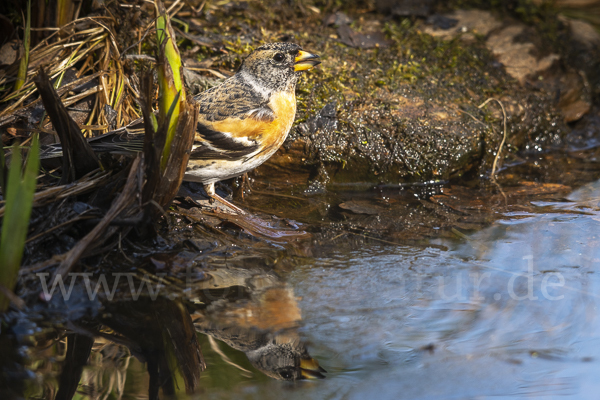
563, 16, 600, 48
0, 39, 19, 66
561, 99, 591, 123
324, 11, 352, 27
487, 25, 560, 84
422, 10, 503, 40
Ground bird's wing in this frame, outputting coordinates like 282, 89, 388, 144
189, 119, 264, 160
190, 75, 276, 161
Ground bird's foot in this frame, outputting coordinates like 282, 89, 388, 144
209, 193, 246, 215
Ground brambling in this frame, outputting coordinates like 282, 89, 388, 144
39, 43, 320, 213
185, 42, 320, 212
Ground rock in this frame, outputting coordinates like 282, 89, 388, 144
561, 16, 600, 48
422, 10, 503, 40
331, 14, 390, 49
426, 15, 459, 30
260, 4, 576, 185
424, 12, 564, 85
558, 71, 592, 123
559, 15, 600, 103
561, 99, 592, 123
0, 40, 19, 66
324, 11, 352, 27
337, 24, 390, 49
297, 101, 338, 137
376, 0, 438, 17
339, 200, 383, 215
422, 9, 595, 123
487, 25, 560, 84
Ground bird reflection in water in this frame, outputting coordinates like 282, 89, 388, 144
190, 267, 326, 381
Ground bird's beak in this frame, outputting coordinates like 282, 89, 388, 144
294, 50, 321, 72
299, 358, 327, 379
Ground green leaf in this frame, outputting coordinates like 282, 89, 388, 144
0, 135, 39, 311
14, 0, 31, 92
155, 3, 184, 172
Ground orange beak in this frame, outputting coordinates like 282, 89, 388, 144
294, 50, 321, 72
299, 358, 327, 379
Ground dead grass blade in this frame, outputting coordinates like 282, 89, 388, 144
34, 67, 100, 183
1, 14, 141, 138
14, 0, 31, 92
0, 170, 111, 217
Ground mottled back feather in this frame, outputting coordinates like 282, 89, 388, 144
194, 74, 274, 122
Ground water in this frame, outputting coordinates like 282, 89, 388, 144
6, 153, 600, 399
195, 178, 600, 399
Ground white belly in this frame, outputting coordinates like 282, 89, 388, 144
183, 146, 280, 184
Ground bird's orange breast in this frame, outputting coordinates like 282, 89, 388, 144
262, 90, 296, 151
198, 91, 296, 152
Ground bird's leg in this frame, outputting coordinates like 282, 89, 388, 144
204, 182, 216, 203
241, 173, 253, 200
203, 182, 246, 215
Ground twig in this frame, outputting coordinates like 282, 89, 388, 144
0, 283, 26, 310
118, 232, 134, 263
0, 170, 111, 216
478, 98, 508, 180
207, 336, 253, 377
26, 215, 96, 244
456, 108, 488, 128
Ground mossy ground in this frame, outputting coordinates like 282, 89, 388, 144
173, 0, 573, 185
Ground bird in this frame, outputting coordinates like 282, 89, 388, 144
190, 280, 326, 380
195, 321, 327, 380
38, 42, 321, 214
185, 42, 320, 212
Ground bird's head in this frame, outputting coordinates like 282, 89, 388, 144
238, 42, 320, 92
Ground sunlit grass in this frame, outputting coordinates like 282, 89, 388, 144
156, 3, 184, 173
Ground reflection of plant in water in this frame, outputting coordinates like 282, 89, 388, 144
79, 339, 132, 400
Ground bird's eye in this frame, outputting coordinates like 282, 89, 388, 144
273, 53, 285, 62
280, 370, 293, 380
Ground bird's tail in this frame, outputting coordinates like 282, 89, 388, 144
39, 118, 146, 159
